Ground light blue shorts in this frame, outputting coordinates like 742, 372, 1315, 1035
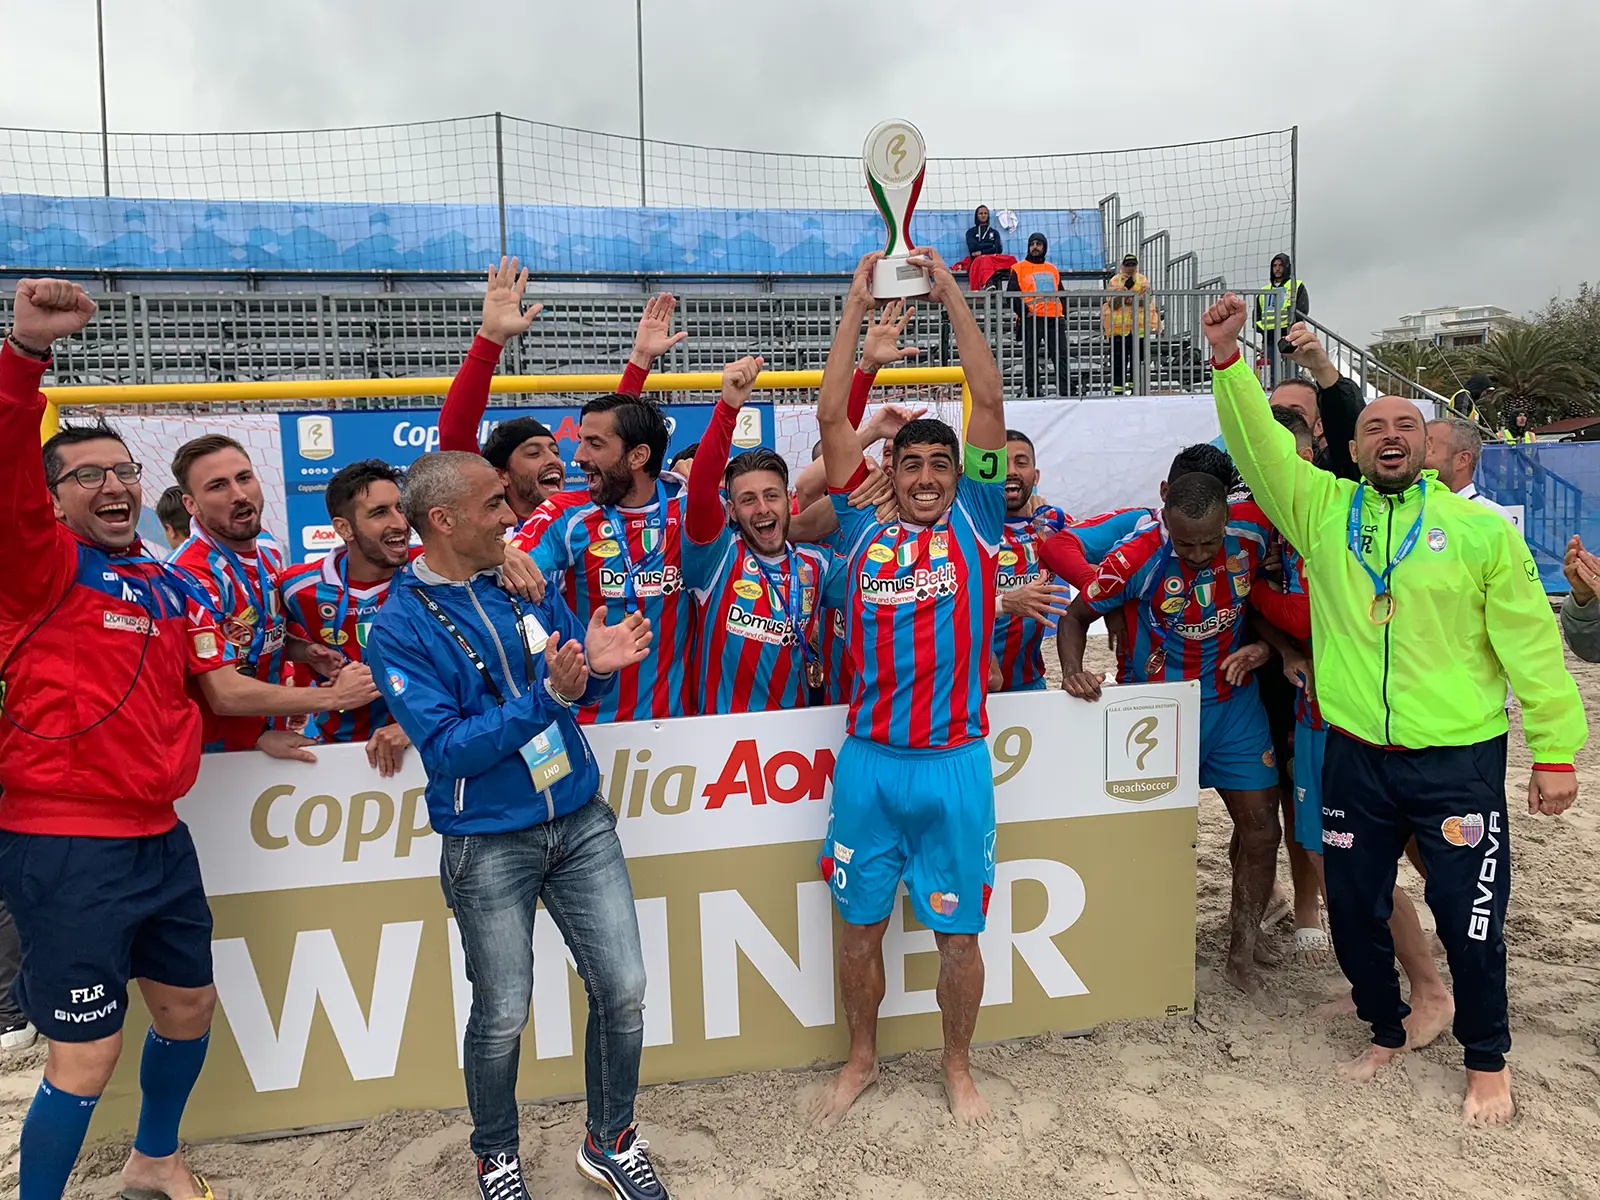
819, 736, 996, 934
1199, 686, 1279, 792
1292, 720, 1328, 854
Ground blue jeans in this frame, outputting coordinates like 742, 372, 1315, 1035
441, 796, 646, 1158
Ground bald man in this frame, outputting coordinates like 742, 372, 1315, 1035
1205, 292, 1585, 1126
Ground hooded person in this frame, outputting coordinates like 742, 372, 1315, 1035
965, 205, 1002, 258
1007, 233, 1067, 396
1254, 253, 1308, 385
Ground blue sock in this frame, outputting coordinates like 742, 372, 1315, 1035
20, 1080, 98, 1200
133, 1029, 209, 1159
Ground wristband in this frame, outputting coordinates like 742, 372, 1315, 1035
1532, 762, 1575, 773
544, 677, 577, 709
995, 591, 1006, 615
1210, 348, 1242, 372
6, 333, 50, 361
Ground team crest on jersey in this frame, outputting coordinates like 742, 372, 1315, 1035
802, 586, 816, 615
1163, 576, 1184, 595
589, 539, 621, 559
929, 532, 949, 558
733, 579, 763, 601
998, 550, 1019, 567
1231, 573, 1252, 598
866, 544, 895, 564
1226, 553, 1246, 573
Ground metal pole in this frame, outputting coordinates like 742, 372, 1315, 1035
1289, 124, 1298, 277
96, 0, 110, 196
494, 112, 508, 257
636, 0, 647, 206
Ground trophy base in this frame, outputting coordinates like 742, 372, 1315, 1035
872, 256, 931, 300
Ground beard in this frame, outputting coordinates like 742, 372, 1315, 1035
587, 458, 635, 507
351, 527, 410, 570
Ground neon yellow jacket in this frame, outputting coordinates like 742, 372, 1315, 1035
1213, 354, 1586, 765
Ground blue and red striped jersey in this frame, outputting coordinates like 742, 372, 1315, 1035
683, 531, 834, 713
170, 524, 290, 751
279, 546, 409, 742
992, 513, 1057, 690
1279, 543, 1325, 730
828, 465, 1005, 748
512, 476, 692, 723
1083, 499, 1274, 703
1038, 505, 1157, 590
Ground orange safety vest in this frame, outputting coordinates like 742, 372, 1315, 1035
1012, 260, 1063, 317
1101, 272, 1156, 336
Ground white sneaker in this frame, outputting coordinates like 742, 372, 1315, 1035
1, 1020, 37, 1052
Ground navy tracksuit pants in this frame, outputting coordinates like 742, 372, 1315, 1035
1320, 730, 1512, 1072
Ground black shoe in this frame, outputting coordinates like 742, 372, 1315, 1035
576, 1126, 669, 1199
477, 1152, 531, 1200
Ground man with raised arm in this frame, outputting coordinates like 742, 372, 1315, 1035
441, 258, 687, 520
0, 280, 375, 1200
1205, 291, 1586, 1126
808, 249, 1007, 1128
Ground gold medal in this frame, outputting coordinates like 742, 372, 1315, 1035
1146, 648, 1166, 677
1369, 591, 1396, 625
806, 657, 825, 690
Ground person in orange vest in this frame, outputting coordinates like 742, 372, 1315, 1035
1007, 232, 1067, 396
1100, 253, 1159, 394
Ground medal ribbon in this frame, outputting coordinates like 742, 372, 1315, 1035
601, 479, 670, 612
752, 547, 816, 670
1346, 478, 1427, 614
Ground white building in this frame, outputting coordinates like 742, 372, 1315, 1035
1374, 304, 1521, 348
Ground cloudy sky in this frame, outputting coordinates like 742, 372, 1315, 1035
4, 0, 1596, 341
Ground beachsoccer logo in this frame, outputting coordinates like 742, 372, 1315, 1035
1103, 697, 1180, 802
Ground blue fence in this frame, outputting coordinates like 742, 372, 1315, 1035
0, 195, 1103, 275
1477, 442, 1597, 592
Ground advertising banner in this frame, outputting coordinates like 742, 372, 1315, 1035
279, 403, 774, 562
92, 687, 1200, 1142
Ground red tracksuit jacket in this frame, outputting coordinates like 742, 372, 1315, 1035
0, 343, 231, 838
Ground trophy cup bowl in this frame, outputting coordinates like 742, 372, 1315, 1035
863, 119, 930, 299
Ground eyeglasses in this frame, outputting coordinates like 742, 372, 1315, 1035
51, 462, 144, 489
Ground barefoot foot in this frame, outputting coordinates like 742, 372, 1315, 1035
943, 1064, 992, 1127
1336, 1043, 1402, 1082
1403, 988, 1455, 1050
807, 1059, 879, 1130
1462, 1067, 1514, 1126
1225, 953, 1267, 997
1253, 936, 1286, 967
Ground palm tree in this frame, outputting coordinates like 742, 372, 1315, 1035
1472, 325, 1600, 427
1368, 339, 1470, 398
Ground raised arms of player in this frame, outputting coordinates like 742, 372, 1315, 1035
687, 356, 763, 545
817, 254, 882, 490
1204, 293, 1339, 552
0, 280, 98, 617
440, 257, 545, 452
910, 246, 1004, 453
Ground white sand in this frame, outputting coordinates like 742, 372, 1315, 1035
9, 644, 1600, 1199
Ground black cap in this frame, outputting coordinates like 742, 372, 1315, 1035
482, 416, 555, 470
1122, 253, 1138, 264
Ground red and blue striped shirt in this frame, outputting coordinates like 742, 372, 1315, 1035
828, 461, 1005, 748
279, 547, 407, 742
513, 477, 692, 724
991, 505, 1069, 690
1083, 500, 1274, 703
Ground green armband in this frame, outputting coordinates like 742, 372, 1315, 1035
964, 443, 1005, 483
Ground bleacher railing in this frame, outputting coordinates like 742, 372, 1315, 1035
0, 286, 1439, 407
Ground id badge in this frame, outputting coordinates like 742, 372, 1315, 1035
519, 722, 573, 790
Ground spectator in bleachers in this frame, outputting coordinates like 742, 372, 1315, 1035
966, 206, 1002, 258
1101, 254, 1158, 395
1254, 252, 1308, 386
156, 484, 190, 549
1007, 233, 1067, 397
